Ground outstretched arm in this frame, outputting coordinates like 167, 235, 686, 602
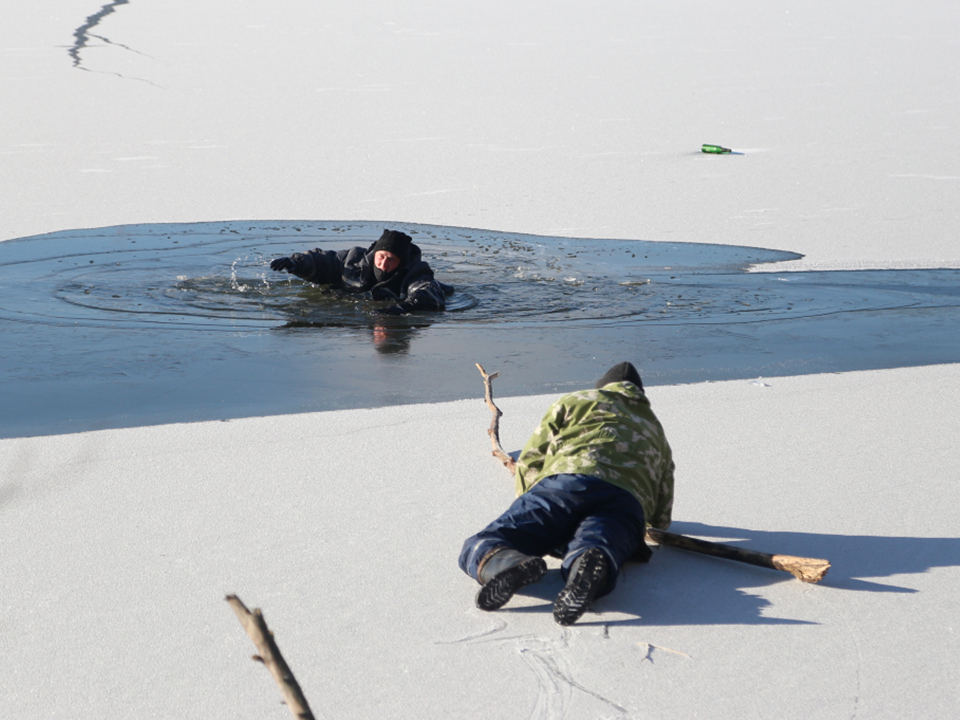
270, 248, 345, 285
647, 458, 675, 530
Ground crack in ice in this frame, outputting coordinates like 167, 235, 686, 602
69, 0, 130, 68
68, 1, 165, 88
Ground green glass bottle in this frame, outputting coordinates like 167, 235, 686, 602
701, 144, 732, 154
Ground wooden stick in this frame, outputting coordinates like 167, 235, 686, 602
225, 594, 316, 720
476, 363, 516, 473
476, 364, 831, 584
645, 528, 830, 583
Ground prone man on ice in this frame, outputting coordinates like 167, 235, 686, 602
459, 362, 675, 625
270, 228, 453, 315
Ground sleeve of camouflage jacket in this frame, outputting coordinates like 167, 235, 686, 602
513, 398, 567, 497
647, 455, 675, 530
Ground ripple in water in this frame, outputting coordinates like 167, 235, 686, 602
0, 219, 888, 329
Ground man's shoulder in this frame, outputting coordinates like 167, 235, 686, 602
560, 383, 647, 405
399, 257, 437, 282
558, 388, 604, 405
340, 245, 373, 264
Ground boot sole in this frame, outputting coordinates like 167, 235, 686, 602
475, 557, 547, 611
553, 548, 608, 626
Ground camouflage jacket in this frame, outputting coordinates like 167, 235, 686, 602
514, 382, 675, 529
287, 241, 451, 311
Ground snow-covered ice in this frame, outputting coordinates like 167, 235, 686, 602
2, 2, 959, 718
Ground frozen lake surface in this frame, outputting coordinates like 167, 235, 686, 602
2, 220, 959, 438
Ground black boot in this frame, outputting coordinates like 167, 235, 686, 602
475, 548, 547, 611
553, 548, 609, 626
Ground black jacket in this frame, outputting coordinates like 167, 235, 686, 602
287, 241, 451, 312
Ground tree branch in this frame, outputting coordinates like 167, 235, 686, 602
476, 363, 516, 473
225, 594, 316, 720
645, 528, 830, 583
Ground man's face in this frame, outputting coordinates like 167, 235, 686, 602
374, 250, 401, 274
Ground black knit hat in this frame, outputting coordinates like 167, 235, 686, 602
595, 362, 643, 390
373, 229, 412, 262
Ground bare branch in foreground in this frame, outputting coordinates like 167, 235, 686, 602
476, 363, 516, 473
225, 594, 316, 720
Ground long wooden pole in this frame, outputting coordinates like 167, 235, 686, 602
645, 528, 830, 583
476, 365, 831, 583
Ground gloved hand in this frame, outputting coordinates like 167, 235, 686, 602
270, 256, 297, 273
376, 302, 414, 316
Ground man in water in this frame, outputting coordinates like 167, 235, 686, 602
269, 229, 452, 314
459, 362, 675, 625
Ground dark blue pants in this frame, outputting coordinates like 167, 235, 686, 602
459, 474, 646, 598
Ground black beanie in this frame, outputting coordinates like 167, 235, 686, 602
595, 362, 643, 390
373, 229, 412, 262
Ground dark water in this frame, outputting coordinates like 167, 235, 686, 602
2, 220, 959, 438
